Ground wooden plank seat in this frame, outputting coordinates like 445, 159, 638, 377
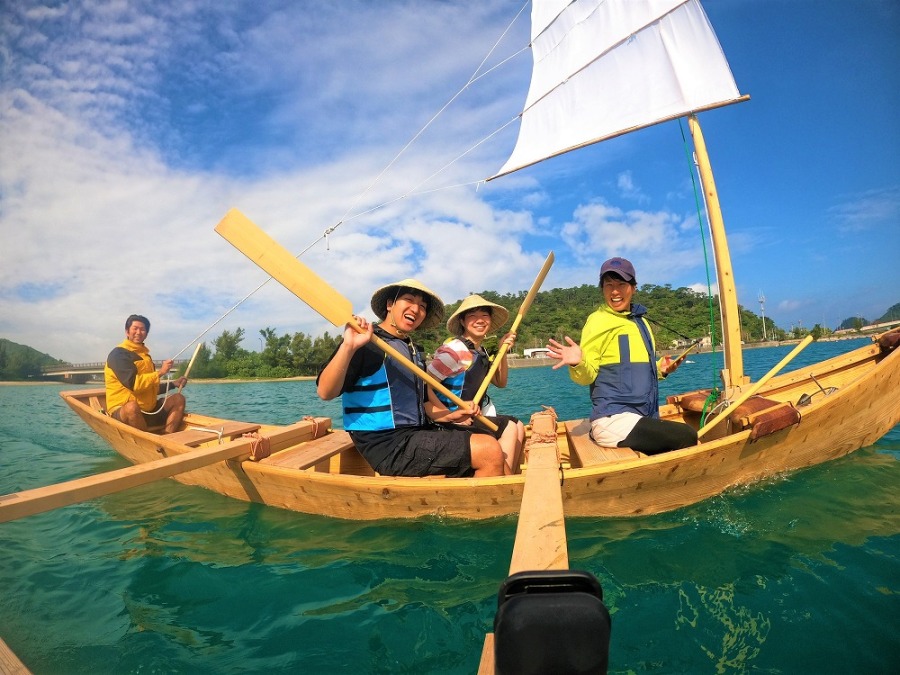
564, 419, 640, 466
258, 430, 357, 470
162, 421, 261, 447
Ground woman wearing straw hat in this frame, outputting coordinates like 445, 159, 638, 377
426, 294, 525, 475
317, 280, 506, 477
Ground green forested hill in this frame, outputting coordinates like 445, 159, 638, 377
414, 283, 783, 356
876, 303, 900, 324
838, 302, 900, 330
0, 338, 64, 380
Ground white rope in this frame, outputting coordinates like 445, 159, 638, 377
325, 0, 530, 234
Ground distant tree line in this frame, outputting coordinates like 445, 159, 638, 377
5, 290, 897, 382
181, 327, 343, 379
181, 284, 806, 379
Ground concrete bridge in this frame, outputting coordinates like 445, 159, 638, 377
41, 360, 189, 384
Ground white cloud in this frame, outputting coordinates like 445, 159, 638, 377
830, 186, 900, 233
2, 0, 897, 362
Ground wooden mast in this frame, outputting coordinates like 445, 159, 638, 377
689, 114, 748, 388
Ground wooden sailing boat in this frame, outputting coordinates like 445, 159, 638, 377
3, 0, 899, 524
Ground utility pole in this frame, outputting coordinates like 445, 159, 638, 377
758, 290, 767, 341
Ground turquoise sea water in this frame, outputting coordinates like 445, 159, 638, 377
1, 338, 898, 673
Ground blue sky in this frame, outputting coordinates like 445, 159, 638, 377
1, 0, 898, 363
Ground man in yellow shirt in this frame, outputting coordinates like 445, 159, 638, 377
104, 314, 186, 434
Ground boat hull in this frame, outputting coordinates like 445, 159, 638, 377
57, 337, 899, 521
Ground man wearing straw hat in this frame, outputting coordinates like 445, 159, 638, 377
426, 294, 525, 475
317, 280, 506, 477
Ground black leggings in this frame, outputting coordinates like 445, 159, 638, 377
618, 416, 697, 455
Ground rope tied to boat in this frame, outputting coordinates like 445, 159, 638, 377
243, 432, 271, 461
527, 406, 564, 484
699, 388, 721, 427
301, 415, 319, 437
140, 376, 179, 416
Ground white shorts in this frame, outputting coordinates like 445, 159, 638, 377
590, 412, 641, 447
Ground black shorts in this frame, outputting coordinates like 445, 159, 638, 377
349, 427, 474, 477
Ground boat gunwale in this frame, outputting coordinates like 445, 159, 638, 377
50, 335, 898, 520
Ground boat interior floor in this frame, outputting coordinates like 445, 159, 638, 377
563, 419, 642, 467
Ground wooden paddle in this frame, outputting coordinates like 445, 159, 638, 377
215, 208, 497, 431
697, 334, 814, 440
0, 438, 254, 523
178, 342, 203, 392
472, 252, 554, 406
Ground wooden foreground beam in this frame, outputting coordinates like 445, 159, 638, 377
508, 410, 569, 573
0, 636, 31, 675
478, 409, 569, 673
0, 439, 253, 523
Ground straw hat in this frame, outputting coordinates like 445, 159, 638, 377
446, 294, 510, 335
370, 278, 445, 330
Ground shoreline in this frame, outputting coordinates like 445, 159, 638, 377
4, 335, 874, 386
0, 376, 318, 386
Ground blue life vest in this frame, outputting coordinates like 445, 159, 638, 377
342, 330, 427, 431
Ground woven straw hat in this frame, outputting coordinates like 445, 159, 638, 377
446, 294, 510, 335
370, 278, 445, 330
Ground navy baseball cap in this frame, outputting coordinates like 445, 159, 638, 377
599, 257, 636, 283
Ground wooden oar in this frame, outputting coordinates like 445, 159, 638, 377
671, 338, 702, 367
472, 252, 554, 406
215, 208, 497, 431
178, 342, 203, 392
0, 438, 254, 523
697, 334, 814, 439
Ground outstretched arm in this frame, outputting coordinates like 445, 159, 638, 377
546, 336, 582, 369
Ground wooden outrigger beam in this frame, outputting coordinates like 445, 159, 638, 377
478, 409, 569, 673
0, 439, 253, 523
0, 636, 31, 675
507, 410, 569, 573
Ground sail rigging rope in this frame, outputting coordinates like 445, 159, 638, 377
167, 1, 532, 364
297, 0, 529, 253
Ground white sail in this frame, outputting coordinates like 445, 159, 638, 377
493, 0, 743, 178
